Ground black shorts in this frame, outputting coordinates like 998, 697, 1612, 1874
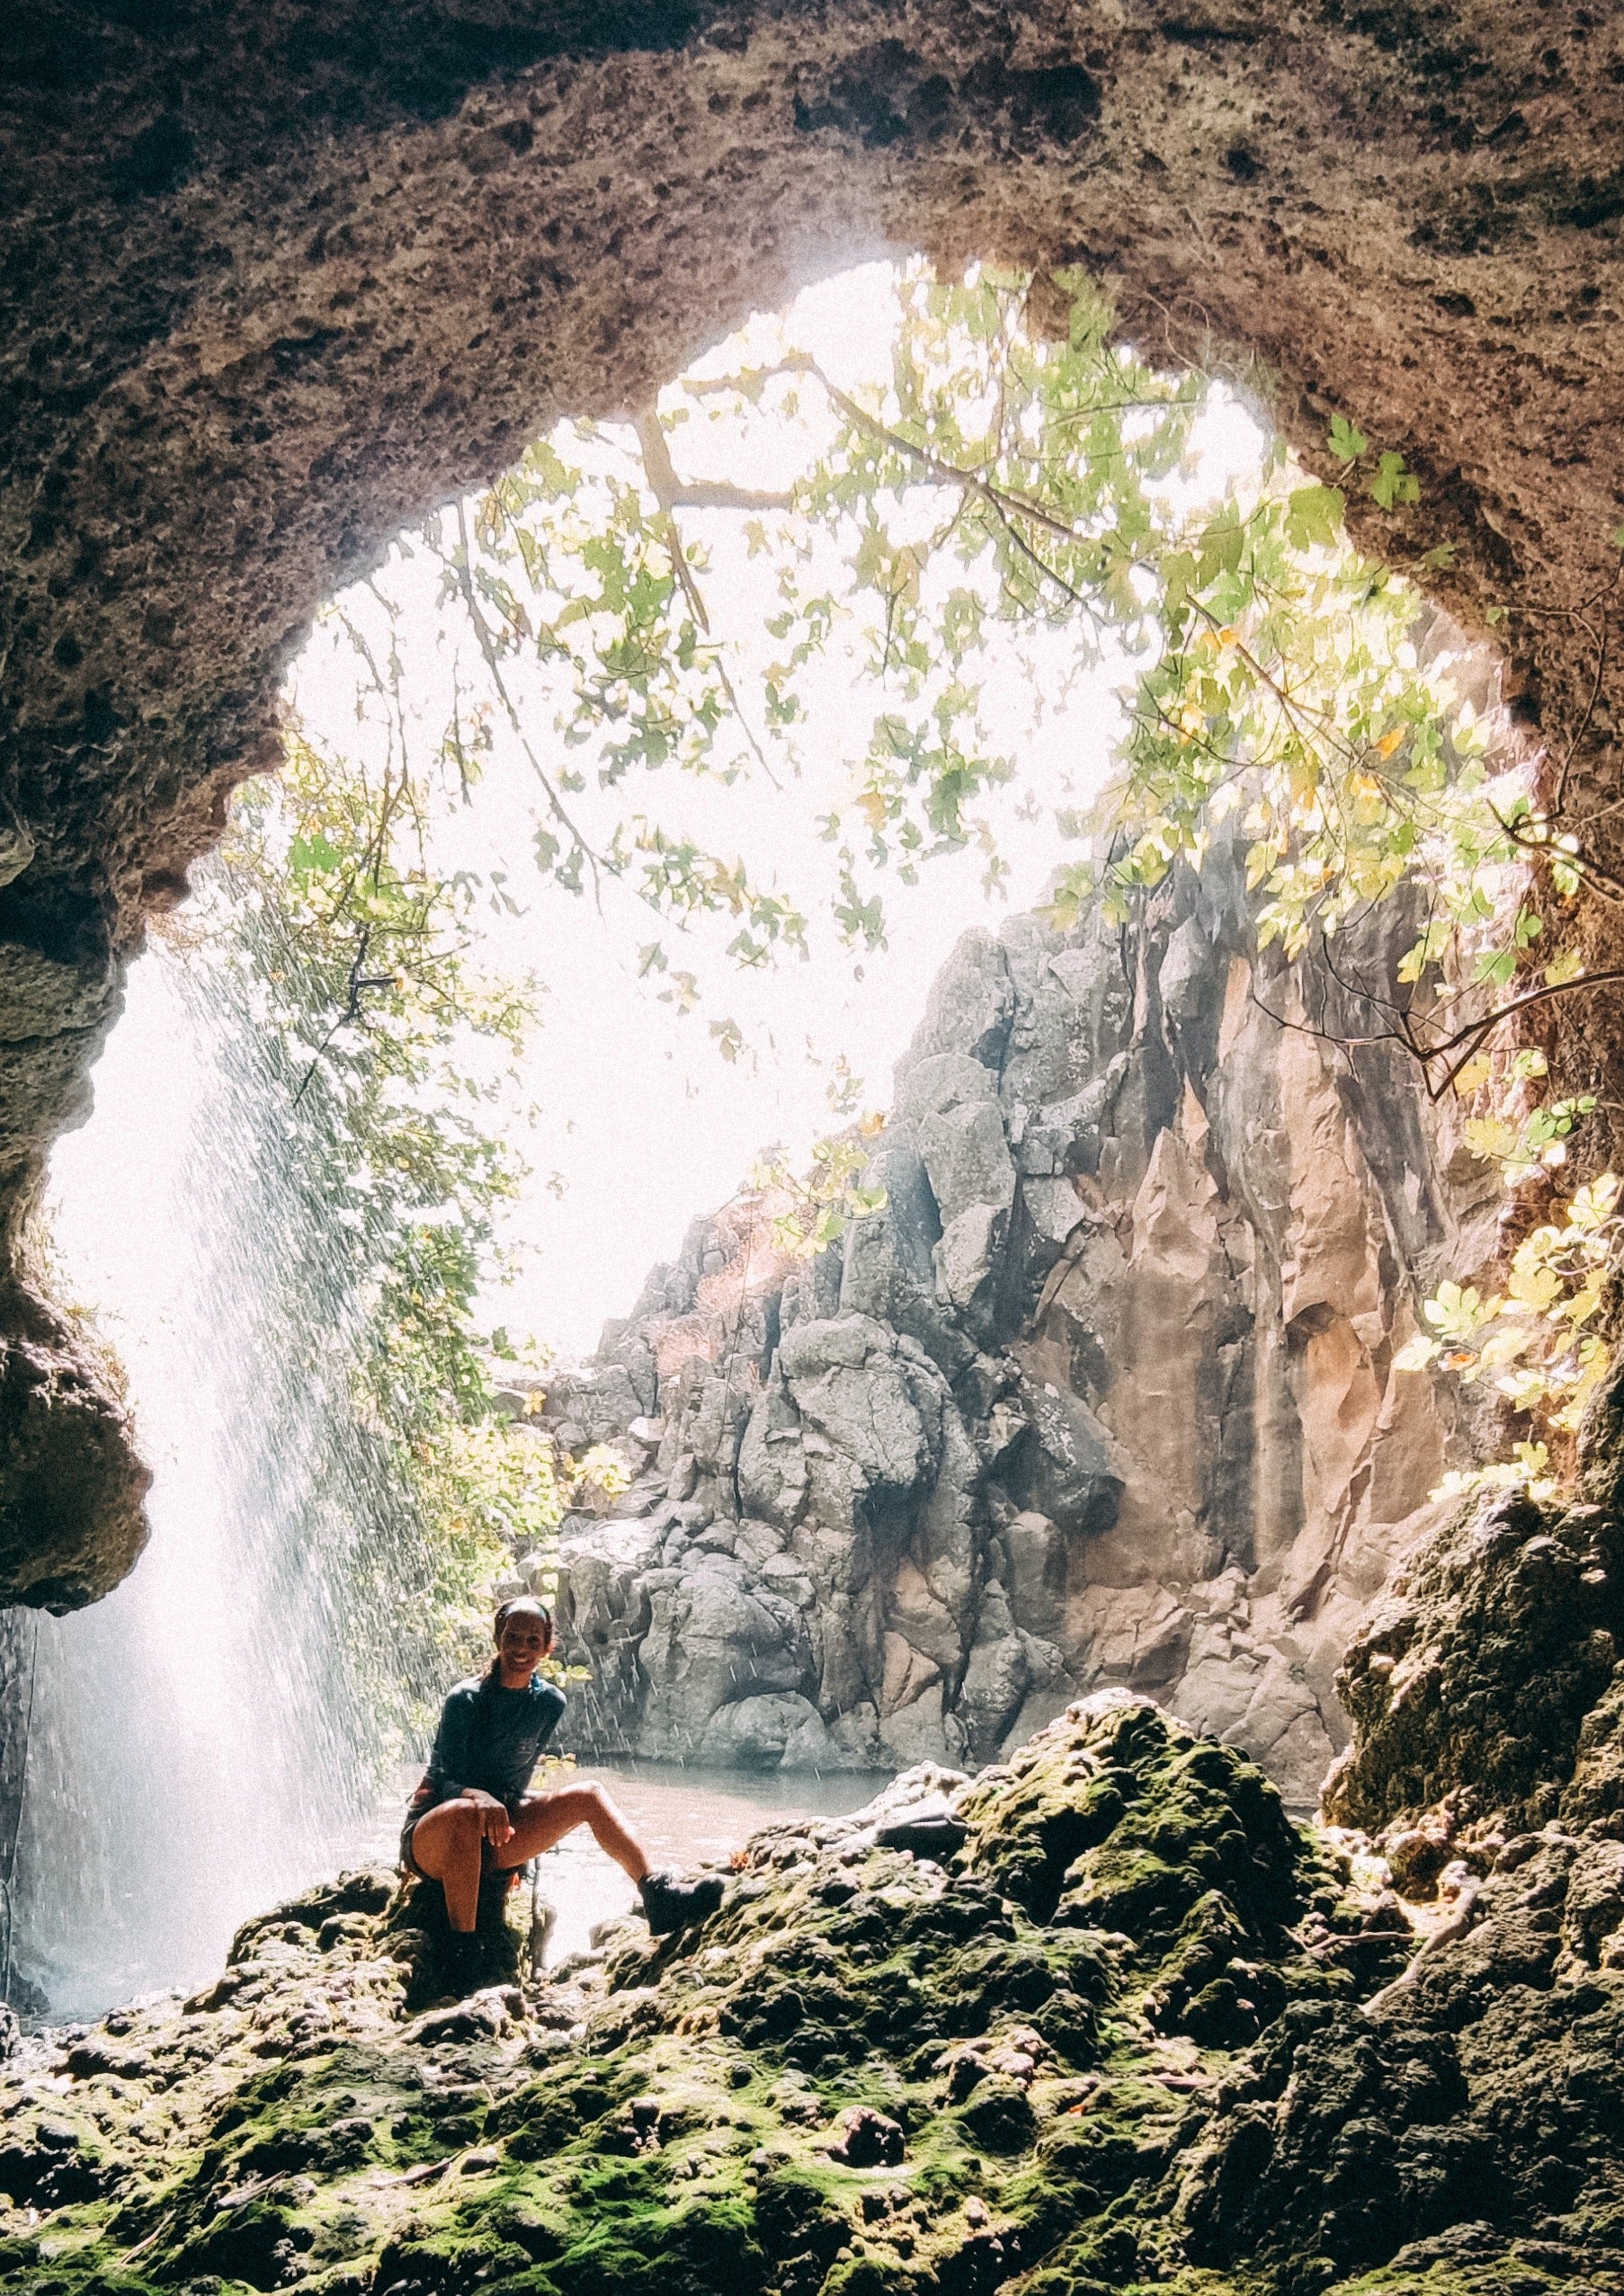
398, 1805, 431, 1880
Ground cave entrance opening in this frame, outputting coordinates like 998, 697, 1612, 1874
13, 254, 1530, 2020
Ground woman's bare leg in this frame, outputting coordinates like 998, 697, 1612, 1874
407, 1798, 487, 1933
491, 1784, 652, 1884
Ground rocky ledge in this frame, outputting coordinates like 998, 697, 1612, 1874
4, 1692, 1622, 2296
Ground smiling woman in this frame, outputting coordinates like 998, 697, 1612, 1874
399, 1594, 724, 1990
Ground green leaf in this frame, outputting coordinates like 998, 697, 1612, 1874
1326, 414, 1368, 461
1196, 503, 1246, 583
288, 830, 341, 877
1370, 450, 1420, 511
1285, 482, 1347, 551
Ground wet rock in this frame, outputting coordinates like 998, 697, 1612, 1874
697, 1691, 830, 1770
1326, 1491, 1624, 1837
406, 1988, 522, 2046
636, 1556, 815, 1758
823, 2103, 905, 2167
872, 1794, 969, 1859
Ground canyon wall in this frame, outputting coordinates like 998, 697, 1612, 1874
535, 849, 1500, 1805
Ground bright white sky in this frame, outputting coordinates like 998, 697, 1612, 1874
59, 262, 1267, 1363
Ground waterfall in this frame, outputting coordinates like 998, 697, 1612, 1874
3, 921, 407, 2021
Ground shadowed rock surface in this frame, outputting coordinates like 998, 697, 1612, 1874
1325, 1350, 1624, 1872
4, 0, 1624, 1596
540, 850, 1500, 1803
4, 1694, 1621, 2296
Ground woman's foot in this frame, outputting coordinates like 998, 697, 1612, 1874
638, 1870, 725, 1936
442, 1931, 487, 1998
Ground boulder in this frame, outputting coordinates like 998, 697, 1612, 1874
1013, 1375, 1124, 1538
637, 1556, 815, 1756
956, 1581, 1031, 1765
1325, 1488, 1624, 1838
698, 1692, 829, 1770
877, 1679, 963, 1769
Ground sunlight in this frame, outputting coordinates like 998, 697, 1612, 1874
281, 260, 1268, 1354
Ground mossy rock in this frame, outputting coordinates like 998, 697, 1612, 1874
4, 1696, 1622, 2296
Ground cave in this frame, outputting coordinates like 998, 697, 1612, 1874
3, 6, 1624, 2290
3, 0, 1621, 1600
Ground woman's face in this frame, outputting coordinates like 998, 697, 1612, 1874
495, 1609, 551, 1678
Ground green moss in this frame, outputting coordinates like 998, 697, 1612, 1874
5, 1699, 1622, 2296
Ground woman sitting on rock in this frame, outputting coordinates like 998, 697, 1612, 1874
401, 1595, 723, 1991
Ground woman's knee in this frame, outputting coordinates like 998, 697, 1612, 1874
548, 1783, 617, 1829
417, 1800, 482, 1858
540, 1784, 595, 1823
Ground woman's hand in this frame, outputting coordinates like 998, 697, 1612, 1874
461, 1788, 513, 1848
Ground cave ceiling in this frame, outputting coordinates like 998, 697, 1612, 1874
1, 0, 1620, 1604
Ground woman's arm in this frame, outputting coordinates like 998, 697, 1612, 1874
428, 1688, 475, 1798
534, 1682, 567, 1759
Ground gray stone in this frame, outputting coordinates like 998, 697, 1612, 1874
736, 1517, 788, 1568
837, 1141, 973, 1376
877, 1682, 964, 1770
697, 1693, 827, 1770
917, 1099, 1015, 1229
1158, 913, 1217, 1025
1014, 1376, 1124, 1538
935, 1202, 1004, 1309
957, 1581, 1031, 1764
823, 1702, 885, 1771
540, 1362, 645, 1445
895, 1049, 998, 1126
893, 929, 1015, 1082
1001, 1511, 1069, 1640
636, 1559, 815, 1754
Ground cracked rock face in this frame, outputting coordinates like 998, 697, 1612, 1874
540, 847, 1497, 1804
4, 1694, 1621, 2296
4, 0, 1624, 1598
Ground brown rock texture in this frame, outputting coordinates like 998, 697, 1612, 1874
4, 0, 1622, 1593
540, 848, 1501, 1805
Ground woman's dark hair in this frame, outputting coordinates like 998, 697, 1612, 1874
480, 1595, 553, 1691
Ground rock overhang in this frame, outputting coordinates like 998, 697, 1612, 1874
4, 0, 1623, 1597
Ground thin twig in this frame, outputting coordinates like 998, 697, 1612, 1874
290, 926, 397, 1107
451, 498, 608, 904
1253, 954, 1624, 1100
630, 419, 788, 800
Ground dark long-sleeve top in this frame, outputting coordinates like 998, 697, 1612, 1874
421, 1672, 567, 1810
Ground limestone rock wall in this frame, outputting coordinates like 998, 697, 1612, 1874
536, 852, 1500, 1804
